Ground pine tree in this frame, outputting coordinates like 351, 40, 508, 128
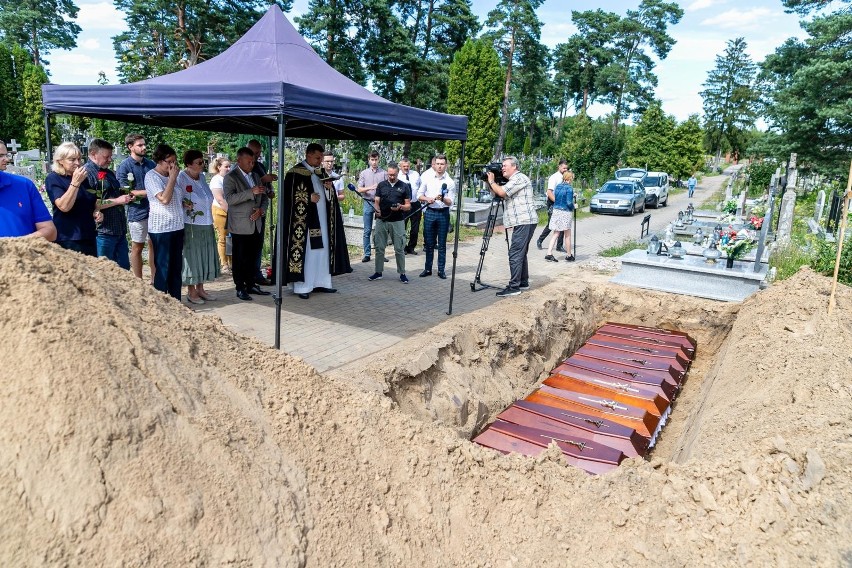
483, 0, 545, 159
0, 0, 81, 65
0, 45, 27, 144
670, 115, 705, 182
22, 63, 51, 150
445, 39, 502, 167
626, 102, 678, 172
701, 37, 758, 164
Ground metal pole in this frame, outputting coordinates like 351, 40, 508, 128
447, 140, 466, 316
274, 115, 287, 349
43, 110, 53, 162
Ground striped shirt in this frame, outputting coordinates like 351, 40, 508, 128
145, 169, 185, 233
501, 171, 537, 228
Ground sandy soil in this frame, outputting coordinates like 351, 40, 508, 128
1, 239, 851, 567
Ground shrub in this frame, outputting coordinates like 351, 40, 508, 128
812, 237, 852, 285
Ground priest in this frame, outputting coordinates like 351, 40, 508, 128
281, 142, 352, 299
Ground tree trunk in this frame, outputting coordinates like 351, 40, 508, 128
494, 30, 515, 161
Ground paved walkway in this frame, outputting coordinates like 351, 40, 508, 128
199, 173, 729, 372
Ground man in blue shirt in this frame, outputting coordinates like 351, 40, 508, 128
116, 134, 156, 280
687, 174, 697, 198
0, 141, 57, 241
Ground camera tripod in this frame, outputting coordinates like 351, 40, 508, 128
471, 197, 509, 292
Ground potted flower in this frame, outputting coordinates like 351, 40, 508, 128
747, 215, 763, 231
721, 239, 749, 268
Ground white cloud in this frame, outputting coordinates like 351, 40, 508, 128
80, 38, 101, 50
541, 21, 578, 48
76, 1, 125, 32
699, 8, 775, 30
686, 0, 726, 11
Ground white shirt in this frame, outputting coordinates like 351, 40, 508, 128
210, 173, 225, 210
145, 170, 185, 233
416, 171, 456, 209
547, 171, 564, 191
398, 168, 421, 201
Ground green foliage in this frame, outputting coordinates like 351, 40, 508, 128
445, 39, 502, 167
0, 0, 81, 65
812, 237, 852, 286
0, 44, 27, 144
770, 241, 817, 281
759, 4, 852, 177
22, 63, 55, 151
701, 37, 759, 158
600, 239, 644, 257
626, 101, 676, 170
669, 114, 705, 180
744, 160, 778, 195
560, 113, 623, 182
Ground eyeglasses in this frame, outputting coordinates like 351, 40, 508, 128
0, 153, 10, 159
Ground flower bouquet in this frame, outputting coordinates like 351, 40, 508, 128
747, 215, 763, 231
722, 199, 738, 214
721, 238, 749, 268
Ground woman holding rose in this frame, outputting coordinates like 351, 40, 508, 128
178, 149, 220, 304
145, 144, 185, 300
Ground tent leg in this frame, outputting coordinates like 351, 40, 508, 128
274, 116, 287, 350
44, 110, 53, 162
447, 141, 466, 316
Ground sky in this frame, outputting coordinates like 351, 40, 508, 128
47, 0, 809, 123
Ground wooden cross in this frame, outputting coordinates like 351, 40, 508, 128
6, 138, 20, 153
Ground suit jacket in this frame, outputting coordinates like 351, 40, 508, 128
224, 166, 268, 235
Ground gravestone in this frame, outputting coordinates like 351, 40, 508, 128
776, 187, 797, 245
13, 149, 41, 166
725, 179, 733, 201
736, 190, 746, 216
814, 190, 826, 224
6, 139, 21, 153
787, 153, 798, 192
5, 164, 36, 182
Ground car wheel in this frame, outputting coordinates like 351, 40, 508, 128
661, 196, 667, 207
628, 203, 635, 216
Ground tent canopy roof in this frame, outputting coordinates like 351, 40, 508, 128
42, 5, 467, 141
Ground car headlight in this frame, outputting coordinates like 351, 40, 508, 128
591, 198, 600, 205
617, 199, 630, 205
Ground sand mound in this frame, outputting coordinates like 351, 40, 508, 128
2, 240, 851, 566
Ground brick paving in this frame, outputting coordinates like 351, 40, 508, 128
198, 173, 729, 372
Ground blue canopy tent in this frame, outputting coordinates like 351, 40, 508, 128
42, 5, 469, 348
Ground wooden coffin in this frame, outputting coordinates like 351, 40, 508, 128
600, 322, 696, 355
564, 353, 681, 390
526, 385, 658, 440
573, 345, 686, 383
594, 328, 695, 361
582, 338, 690, 373
499, 401, 649, 458
543, 373, 669, 418
478, 420, 626, 475
554, 359, 677, 402
588, 332, 693, 365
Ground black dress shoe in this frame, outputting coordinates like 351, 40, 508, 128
419, 270, 432, 277
536, 240, 543, 250
298, 293, 310, 300
250, 286, 271, 296
437, 271, 447, 279
313, 287, 337, 293
236, 290, 253, 301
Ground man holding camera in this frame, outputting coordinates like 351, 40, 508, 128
416, 154, 455, 279
368, 162, 411, 283
486, 156, 537, 297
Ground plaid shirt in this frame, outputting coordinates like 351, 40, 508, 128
84, 161, 125, 236
501, 171, 537, 228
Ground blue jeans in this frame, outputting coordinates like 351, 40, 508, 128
362, 201, 375, 257
96, 234, 130, 269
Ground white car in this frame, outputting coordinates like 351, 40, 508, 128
642, 171, 670, 208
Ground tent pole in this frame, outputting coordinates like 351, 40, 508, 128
447, 140, 466, 315
44, 110, 53, 162
274, 115, 287, 349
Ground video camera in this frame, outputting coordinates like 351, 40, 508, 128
479, 162, 508, 185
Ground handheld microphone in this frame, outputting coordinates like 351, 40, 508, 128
441, 183, 448, 195
347, 183, 357, 192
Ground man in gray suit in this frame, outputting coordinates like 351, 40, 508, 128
224, 147, 270, 301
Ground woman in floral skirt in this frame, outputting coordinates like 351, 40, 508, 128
178, 149, 220, 304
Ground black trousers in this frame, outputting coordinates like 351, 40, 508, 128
406, 206, 422, 252
538, 203, 564, 248
232, 230, 262, 292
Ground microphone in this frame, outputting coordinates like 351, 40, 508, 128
440, 183, 448, 200
347, 183, 358, 192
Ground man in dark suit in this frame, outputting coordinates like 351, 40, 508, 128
224, 147, 270, 301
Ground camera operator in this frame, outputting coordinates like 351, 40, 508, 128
368, 162, 411, 283
486, 156, 537, 297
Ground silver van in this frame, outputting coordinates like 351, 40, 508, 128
642, 171, 669, 208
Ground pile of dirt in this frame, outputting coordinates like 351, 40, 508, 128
1, 240, 851, 566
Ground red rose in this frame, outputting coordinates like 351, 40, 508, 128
186, 185, 193, 192
97, 171, 106, 180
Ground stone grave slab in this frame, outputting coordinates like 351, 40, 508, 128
451, 197, 503, 227
611, 249, 769, 302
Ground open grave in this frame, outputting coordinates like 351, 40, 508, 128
2, 240, 851, 566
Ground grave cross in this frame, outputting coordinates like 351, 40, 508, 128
6, 139, 21, 153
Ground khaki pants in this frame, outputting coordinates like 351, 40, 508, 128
212, 207, 231, 269
374, 219, 406, 274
